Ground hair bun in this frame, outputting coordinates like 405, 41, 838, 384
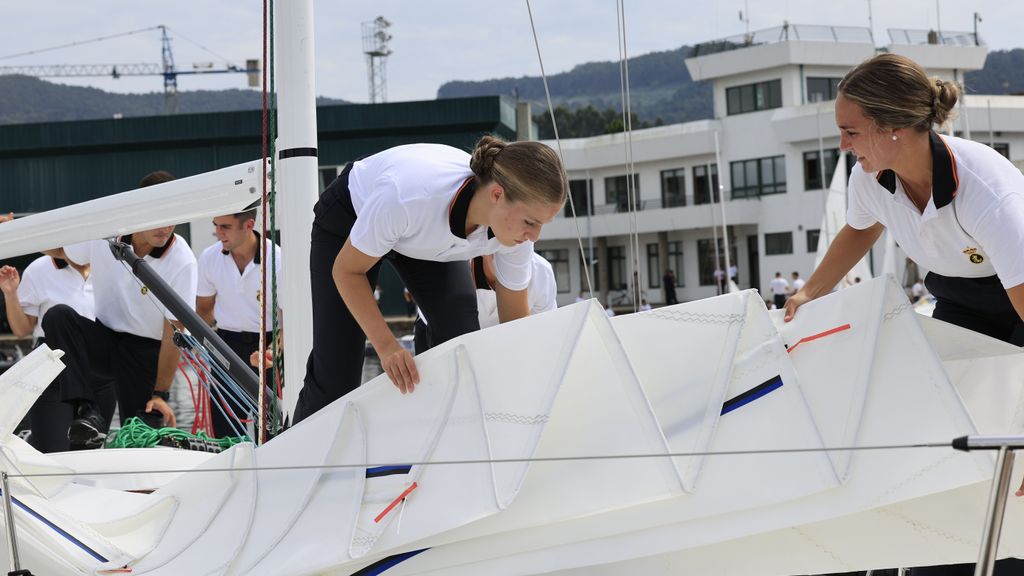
930, 77, 960, 126
470, 135, 507, 181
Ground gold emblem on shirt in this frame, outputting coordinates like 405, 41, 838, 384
963, 247, 984, 264
256, 289, 262, 302
140, 286, 149, 295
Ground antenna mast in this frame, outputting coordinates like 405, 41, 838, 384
362, 16, 392, 103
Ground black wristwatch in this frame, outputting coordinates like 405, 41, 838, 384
151, 389, 170, 401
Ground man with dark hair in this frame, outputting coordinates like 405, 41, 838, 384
45, 171, 198, 446
197, 209, 282, 437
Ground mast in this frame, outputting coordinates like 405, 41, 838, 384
275, 0, 319, 421
713, 130, 733, 290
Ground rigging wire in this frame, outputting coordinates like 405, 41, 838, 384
616, 0, 642, 313
0, 26, 163, 61
258, 0, 270, 445
162, 26, 239, 67
524, 0, 594, 300
5, 440, 956, 479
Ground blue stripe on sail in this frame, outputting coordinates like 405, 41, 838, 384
349, 548, 429, 575
720, 375, 784, 416
365, 465, 413, 478
0, 487, 109, 563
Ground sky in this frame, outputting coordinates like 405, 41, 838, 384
0, 0, 1019, 104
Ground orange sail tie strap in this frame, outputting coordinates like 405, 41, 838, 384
374, 482, 419, 524
787, 324, 851, 354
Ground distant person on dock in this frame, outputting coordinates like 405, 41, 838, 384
292, 136, 567, 424
196, 208, 282, 438
45, 171, 198, 446
782, 53, 1024, 568
769, 272, 790, 310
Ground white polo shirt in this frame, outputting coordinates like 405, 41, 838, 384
476, 252, 559, 329
347, 144, 534, 291
64, 234, 198, 341
17, 255, 95, 341
768, 277, 790, 297
848, 132, 1024, 289
197, 234, 283, 333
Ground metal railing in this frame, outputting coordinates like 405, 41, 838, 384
887, 28, 982, 47
692, 23, 872, 57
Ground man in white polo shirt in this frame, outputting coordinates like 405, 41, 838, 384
197, 208, 282, 438
44, 171, 198, 446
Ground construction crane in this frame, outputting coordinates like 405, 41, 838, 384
0, 25, 260, 114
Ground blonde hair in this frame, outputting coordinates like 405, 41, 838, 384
839, 53, 960, 132
470, 135, 567, 206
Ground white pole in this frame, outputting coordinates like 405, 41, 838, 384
707, 162, 721, 293
714, 130, 733, 288
275, 0, 319, 421
987, 98, 995, 148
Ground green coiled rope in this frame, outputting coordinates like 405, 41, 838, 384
106, 417, 250, 450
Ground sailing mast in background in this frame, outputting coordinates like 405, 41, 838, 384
814, 153, 871, 287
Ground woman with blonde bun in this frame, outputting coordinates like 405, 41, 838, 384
784, 53, 1024, 576
293, 136, 566, 423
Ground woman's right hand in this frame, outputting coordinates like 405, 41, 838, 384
378, 340, 419, 394
783, 290, 813, 322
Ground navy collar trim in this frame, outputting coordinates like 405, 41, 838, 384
874, 131, 959, 209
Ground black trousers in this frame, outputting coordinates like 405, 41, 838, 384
209, 329, 273, 438
27, 336, 116, 452
926, 272, 1024, 346
42, 304, 161, 427
292, 165, 479, 424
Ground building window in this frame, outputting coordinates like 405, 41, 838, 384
579, 247, 600, 293
668, 241, 684, 287
804, 149, 857, 190
538, 249, 570, 293
693, 164, 720, 205
806, 77, 842, 103
647, 244, 661, 288
992, 143, 1010, 159
565, 179, 593, 217
605, 174, 640, 213
806, 229, 820, 253
731, 155, 786, 198
319, 166, 338, 192
765, 232, 794, 255
607, 246, 627, 290
660, 168, 686, 208
697, 238, 737, 286
726, 79, 782, 115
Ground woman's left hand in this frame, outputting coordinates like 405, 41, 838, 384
378, 340, 419, 394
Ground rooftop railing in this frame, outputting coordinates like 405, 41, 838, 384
692, 24, 873, 57
887, 29, 982, 47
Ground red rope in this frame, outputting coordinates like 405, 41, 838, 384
787, 324, 852, 354
374, 482, 419, 523
259, 0, 270, 445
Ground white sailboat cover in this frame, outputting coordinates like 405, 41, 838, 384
815, 153, 873, 286
2, 277, 1023, 576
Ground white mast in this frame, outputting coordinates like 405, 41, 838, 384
713, 130, 734, 291
275, 0, 319, 421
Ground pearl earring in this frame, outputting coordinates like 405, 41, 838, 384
892, 135, 898, 141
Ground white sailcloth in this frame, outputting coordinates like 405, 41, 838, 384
815, 154, 872, 287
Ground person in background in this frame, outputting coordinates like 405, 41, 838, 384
46, 171, 197, 446
413, 251, 558, 352
783, 53, 1024, 573
663, 269, 678, 305
791, 271, 806, 293
0, 212, 12, 223
911, 278, 927, 301
0, 250, 115, 451
769, 272, 790, 310
293, 136, 566, 424
196, 208, 282, 438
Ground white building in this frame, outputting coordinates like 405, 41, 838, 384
535, 24, 1024, 308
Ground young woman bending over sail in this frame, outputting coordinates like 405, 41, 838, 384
292, 136, 567, 424
783, 53, 1024, 573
